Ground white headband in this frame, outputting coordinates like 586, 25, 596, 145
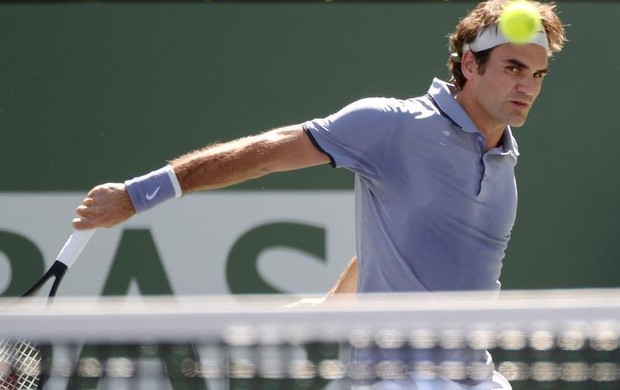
462, 25, 548, 53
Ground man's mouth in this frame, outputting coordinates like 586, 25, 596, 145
511, 100, 530, 110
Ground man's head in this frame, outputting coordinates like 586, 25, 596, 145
448, 0, 566, 90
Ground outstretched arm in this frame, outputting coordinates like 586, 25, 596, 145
72, 125, 329, 230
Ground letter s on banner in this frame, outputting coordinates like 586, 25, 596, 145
226, 222, 326, 294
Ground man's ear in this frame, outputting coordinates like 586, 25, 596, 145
460, 50, 478, 81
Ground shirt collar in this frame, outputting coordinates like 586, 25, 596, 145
500, 126, 520, 158
427, 78, 519, 158
428, 78, 479, 133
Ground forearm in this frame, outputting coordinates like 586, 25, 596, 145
282, 256, 358, 309
170, 133, 276, 193
171, 125, 326, 194
327, 256, 358, 296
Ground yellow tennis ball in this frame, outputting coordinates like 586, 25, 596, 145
499, 1, 542, 44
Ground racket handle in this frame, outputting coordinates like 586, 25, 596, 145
56, 229, 95, 268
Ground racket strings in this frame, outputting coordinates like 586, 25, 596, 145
0, 339, 41, 390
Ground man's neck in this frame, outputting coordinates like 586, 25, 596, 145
455, 93, 506, 152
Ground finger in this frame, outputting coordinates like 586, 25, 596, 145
75, 205, 92, 217
72, 216, 92, 230
86, 187, 99, 198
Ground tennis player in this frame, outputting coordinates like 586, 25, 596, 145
73, 1, 565, 388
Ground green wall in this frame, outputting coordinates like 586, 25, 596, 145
1, 2, 618, 290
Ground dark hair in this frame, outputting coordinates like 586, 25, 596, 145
451, 48, 493, 90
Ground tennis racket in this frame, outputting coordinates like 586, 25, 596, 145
0, 229, 95, 390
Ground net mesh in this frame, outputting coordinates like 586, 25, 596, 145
1, 289, 619, 390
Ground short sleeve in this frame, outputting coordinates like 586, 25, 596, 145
303, 98, 399, 178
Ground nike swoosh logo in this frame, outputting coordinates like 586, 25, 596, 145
146, 186, 161, 201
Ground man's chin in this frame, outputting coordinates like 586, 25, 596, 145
508, 116, 528, 128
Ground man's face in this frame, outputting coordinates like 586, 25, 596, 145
464, 43, 549, 130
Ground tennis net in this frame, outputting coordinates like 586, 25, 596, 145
1, 289, 619, 390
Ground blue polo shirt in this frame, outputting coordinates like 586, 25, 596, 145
304, 78, 519, 293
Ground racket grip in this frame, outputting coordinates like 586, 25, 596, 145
56, 229, 96, 268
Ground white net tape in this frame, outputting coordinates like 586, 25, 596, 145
1, 289, 619, 390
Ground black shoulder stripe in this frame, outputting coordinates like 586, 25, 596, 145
302, 125, 337, 168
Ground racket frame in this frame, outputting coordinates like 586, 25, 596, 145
20, 229, 95, 298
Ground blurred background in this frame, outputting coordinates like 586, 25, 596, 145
1, 0, 618, 297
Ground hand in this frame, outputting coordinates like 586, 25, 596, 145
280, 293, 357, 311
281, 296, 328, 310
72, 183, 136, 230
